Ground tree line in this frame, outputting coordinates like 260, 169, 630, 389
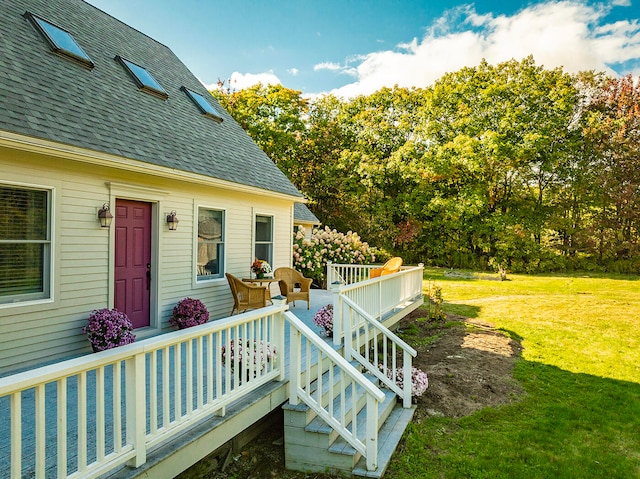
213, 56, 640, 273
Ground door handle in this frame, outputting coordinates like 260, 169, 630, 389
146, 263, 151, 290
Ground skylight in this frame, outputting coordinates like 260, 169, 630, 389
181, 87, 223, 122
25, 12, 94, 68
116, 56, 168, 99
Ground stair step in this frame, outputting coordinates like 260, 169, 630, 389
352, 404, 417, 478
327, 388, 397, 456
305, 378, 366, 434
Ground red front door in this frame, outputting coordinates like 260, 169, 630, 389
114, 199, 152, 329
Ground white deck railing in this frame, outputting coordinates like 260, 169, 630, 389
0, 305, 287, 479
340, 296, 417, 408
330, 264, 424, 346
285, 311, 385, 472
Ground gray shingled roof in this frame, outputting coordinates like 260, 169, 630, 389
0, 0, 302, 198
294, 203, 320, 224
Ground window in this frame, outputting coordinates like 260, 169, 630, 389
116, 56, 168, 99
0, 185, 51, 304
197, 208, 224, 280
181, 87, 223, 122
254, 215, 273, 266
25, 12, 94, 68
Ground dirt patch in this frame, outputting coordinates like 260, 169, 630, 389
178, 309, 524, 478
404, 310, 524, 420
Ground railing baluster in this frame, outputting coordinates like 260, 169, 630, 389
57, 378, 67, 477
78, 371, 87, 472
150, 353, 158, 435
11, 392, 21, 479
197, 336, 203, 410
186, 340, 193, 415
162, 347, 170, 429
96, 366, 105, 462
114, 361, 122, 453
35, 383, 45, 479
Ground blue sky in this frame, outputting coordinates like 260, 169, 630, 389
84, 0, 640, 97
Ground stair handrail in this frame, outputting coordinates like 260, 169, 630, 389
285, 311, 385, 472
340, 295, 417, 408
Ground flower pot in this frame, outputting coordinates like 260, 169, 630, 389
257, 272, 265, 279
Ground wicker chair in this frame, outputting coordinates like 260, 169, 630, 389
369, 257, 403, 278
274, 267, 312, 309
225, 273, 268, 315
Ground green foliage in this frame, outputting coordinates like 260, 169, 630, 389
292, 226, 375, 284
426, 282, 445, 320
211, 61, 640, 274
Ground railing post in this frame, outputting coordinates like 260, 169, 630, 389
326, 261, 333, 290
289, 326, 301, 405
275, 310, 286, 381
365, 394, 379, 471
126, 353, 146, 467
332, 289, 342, 346
403, 350, 412, 408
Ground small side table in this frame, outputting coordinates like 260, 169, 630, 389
242, 278, 279, 303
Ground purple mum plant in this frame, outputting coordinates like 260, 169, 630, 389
380, 365, 429, 397
83, 308, 136, 352
313, 304, 333, 336
170, 297, 210, 329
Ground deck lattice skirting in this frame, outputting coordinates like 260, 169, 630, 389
0, 264, 424, 479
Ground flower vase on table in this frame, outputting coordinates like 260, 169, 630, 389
251, 258, 272, 280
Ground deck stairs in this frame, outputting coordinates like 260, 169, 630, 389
283, 359, 416, 478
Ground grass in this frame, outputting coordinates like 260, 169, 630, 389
388, 268, 640, 479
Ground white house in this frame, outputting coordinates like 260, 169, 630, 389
0, 0, 305, 375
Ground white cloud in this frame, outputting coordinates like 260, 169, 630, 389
328, 1, 640, 98
314, 62, 342, 71
288, 67, 299, 76
205, 71, 282, 90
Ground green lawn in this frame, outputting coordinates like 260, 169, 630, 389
388, 269, 640, 479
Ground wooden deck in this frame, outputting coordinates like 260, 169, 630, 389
0, 265, 425, 479
0, 290, 335, 479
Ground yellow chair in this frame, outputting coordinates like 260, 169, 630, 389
274, 267, 312, 309
225, 273, 268, 315
369, 257, 403, 278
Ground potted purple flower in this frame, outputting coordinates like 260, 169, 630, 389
170, 297, 209, 329
83, 308, 136, 352
313, 304, 334, 337
381, 365, 429, 398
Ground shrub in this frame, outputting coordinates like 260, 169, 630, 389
293, 226, 375, 284
170, 297, 209, 329
83, 308, 136, 352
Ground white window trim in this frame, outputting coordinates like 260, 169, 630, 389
253, 213, 274, 266
194, 204, 227, 285
0, 181, 55, 309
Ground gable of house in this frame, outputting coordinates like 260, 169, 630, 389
0, 0, 302, 199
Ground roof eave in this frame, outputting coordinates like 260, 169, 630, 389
0, 129, 304, 202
